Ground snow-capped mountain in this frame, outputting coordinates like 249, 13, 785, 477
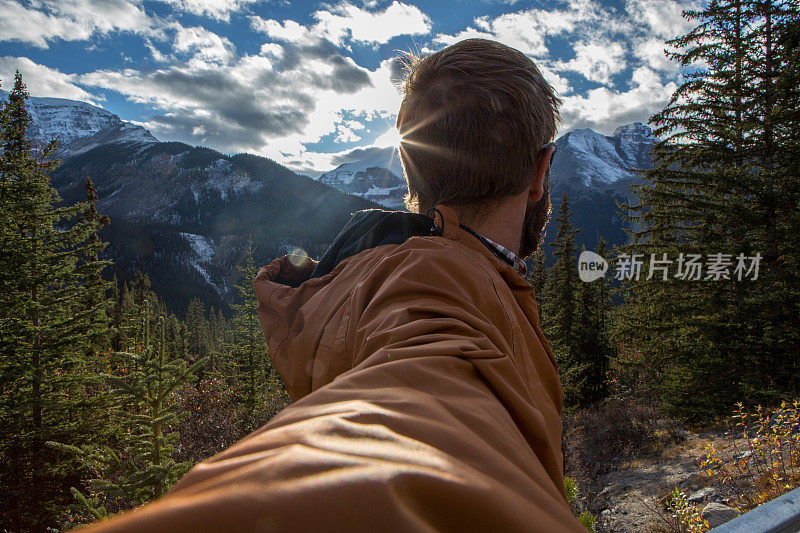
547, 122, 658, 249
17, 87, 659, 311
317, 123, 658, 251
6, 91, 377, 315
317, 123, 658, 209
0, 89, 158, 156
550, 122, 658, 194
317, 146, 406, 209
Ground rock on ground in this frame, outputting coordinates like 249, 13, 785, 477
701, 502, 741, 528
687, 487, 715, 504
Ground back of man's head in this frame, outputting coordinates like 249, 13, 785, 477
396, 38, 560, 216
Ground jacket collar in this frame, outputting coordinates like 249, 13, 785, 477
310, 209, 437, 280
263, 204, 531, 291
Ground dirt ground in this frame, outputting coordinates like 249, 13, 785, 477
584, 429, 748, 532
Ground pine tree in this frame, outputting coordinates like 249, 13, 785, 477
528, 247, 547, 312
575, 240, 612, 405
594, 239, 612, 401
0, 72, 114, 529
52, 306, 206, 522
77, 177, 113, 354
164, 313, 184, 359
544, 193, 588, 409
110, 308, 204, 501
185, 297, 210, 359
618, 0, 800, 420
225, 243, 284, 432
114, 281, 138, 350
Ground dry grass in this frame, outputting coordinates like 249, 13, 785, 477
701, 400, 800, 512
650, 399, 800, 533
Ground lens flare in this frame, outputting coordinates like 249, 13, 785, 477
398, 111, 464, 161
288, 247, 310, 268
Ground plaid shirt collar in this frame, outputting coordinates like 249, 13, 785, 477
458, 224, 528, 278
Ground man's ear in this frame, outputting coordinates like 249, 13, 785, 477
528, 145, 555, 203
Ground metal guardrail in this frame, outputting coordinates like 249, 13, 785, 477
711, 487, 800, 533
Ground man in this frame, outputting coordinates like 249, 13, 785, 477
84, 39, 584, 532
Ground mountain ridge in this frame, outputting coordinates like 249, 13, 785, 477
0, 89, 158, 157
4, 94, 380, 315
315, 122, 658, 252
20, 91, 656, 311
317, 146, 406, 209
51, 140, 380, 314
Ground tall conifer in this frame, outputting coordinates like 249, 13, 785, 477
0, 72, 113, 528
226, 243, 284, 432
619, 0, 800, 420
544, 193, 587, 409
575, 239, 612, 405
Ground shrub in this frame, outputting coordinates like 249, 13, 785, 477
665, 487, 709, 532
563, 476, 596, 532
563, 398, 677, 490
173, 376, 291, 465
564, 476, 579, 504
578, 510, 596, 532
173, 378, 243, 464
701, 400, 800, 512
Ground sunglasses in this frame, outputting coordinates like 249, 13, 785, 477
538, 141, 558, 167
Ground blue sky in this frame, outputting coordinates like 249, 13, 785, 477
0, 0, 699, 175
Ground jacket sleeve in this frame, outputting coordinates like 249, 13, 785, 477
79, 243, 581, 533
341, 243, 570, 507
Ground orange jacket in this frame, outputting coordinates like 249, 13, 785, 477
82, 204, 583, 532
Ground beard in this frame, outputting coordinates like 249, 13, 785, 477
518, 170, 552, 259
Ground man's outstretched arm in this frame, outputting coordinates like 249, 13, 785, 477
80, 242, 581, 532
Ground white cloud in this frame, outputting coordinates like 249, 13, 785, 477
78, 46, 402, 173
0, 56, 99, 104
435, 0, 602, 57
536, 62, 571, 95
433, 28, 497, 47
139, 23, 237, 65
430, 0, 609, 97
154, 0, 261, 21
559, 67, 676, 134
316, 1, 431, 45
344, 119, 365, 130
267, 57, 404, 166
172, 25, 236, 64
636, 37, 675, 72
626, 0, 700, 41
1, 0, 696, 174
251, 1, 431, 47
624, 0, 700, 74
145, 41, 171, 63
0, 0, 156, 48
259, 43, 285, 59
252, 18, 315, 45
333, 124, 361, 143
428, 0, 694, 130
557, 41, 627, 84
